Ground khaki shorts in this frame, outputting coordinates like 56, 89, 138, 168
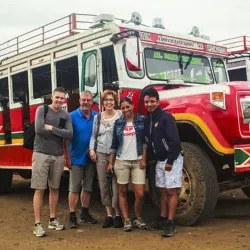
69, 164, 96, 193
31, 152, 64, 189
114, 159, 146, 185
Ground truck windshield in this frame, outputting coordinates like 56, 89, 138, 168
145, 48, 213, 84
211, 58, 228, 83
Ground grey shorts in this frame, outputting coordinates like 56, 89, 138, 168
69, 164, 96, 193
31, 151, 64, 190
156, 154, 184, 189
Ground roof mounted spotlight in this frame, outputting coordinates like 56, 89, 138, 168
152, 18, 165, 29
190, 26, 200, 37
131, 12, 142, 25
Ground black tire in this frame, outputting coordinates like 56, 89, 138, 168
0, 169, 13, 194
241, 187, 250, 198
148, 142, 218, 226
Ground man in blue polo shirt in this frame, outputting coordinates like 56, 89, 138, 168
66, 90, 97, 228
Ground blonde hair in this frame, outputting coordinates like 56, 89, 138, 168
101, 90, 118, 107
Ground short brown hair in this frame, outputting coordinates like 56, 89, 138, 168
53, 87, 65, 94
101, 90, 118, 107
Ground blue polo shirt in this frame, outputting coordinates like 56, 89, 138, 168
70, 108, 97, 166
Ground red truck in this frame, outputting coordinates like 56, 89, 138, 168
1, 13, 250, 225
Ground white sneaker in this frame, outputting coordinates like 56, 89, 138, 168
133, 217, 147, 229
33, 223, 47, 237
48, 218, 64, 230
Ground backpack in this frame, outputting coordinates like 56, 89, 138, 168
23, 104, 49, 150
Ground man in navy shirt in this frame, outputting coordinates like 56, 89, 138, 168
65, 90, 97, 228
143, 87, 183, 237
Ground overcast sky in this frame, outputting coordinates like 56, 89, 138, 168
1, 0, 250, 44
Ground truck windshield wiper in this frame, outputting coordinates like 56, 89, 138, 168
178, 51, 183, 75
184, 53, 194, 70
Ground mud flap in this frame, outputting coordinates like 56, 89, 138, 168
234, 144, 250, 172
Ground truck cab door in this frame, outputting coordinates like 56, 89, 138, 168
80, 49, 100, 111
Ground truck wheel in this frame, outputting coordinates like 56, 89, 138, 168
148, 142, 218, 226
0, 169, 13, 194
241, 187, 250, 198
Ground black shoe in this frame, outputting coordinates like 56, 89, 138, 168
69, 215, 78, 229
162, 221, 176, 237
102, 216, 113, 228
80, 213, 97, 224
113, 216, 123, 228
146, 217, 167, 231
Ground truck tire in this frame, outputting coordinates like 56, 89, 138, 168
148, 142, 218, 226
0, 169, 13, 194
241, 187, 250, 198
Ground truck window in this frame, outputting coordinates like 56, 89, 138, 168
228, 68, 247, 81
0, 77, 11, 144
145, 49, 213, 84
0, 78, 9, 108
12, 71, 29, 103
56, 56, 79, 94
101, 46, 118, 87
32, 64, 52, 99
211, 58, 228, 83
122, 45, 144, 79
84, 54, 97, 87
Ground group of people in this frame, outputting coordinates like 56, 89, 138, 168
31, 86, 183, 239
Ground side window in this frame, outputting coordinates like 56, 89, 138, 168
211, 58, 228, 83
32, 64, 52, 99
0, 78, 9, 108
85, 54, 97, 87
12, 71, 29, 103
101, 46, 118, 87
122, 44, 144, 79
56, 56, 79, 94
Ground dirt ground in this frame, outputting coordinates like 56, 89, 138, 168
1, 176, 250, 250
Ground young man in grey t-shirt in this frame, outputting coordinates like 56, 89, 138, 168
31, 87, 73, 237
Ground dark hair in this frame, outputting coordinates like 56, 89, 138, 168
119, 97, 133, 107
142, 87, 159, 101
53, 87, 65, 94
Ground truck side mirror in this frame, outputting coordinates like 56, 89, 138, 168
125, 37, 142, 71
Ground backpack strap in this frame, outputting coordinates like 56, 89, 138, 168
94, 113, 101, 151
43, 104, 49, 118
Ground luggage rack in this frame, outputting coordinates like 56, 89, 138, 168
216, 36, 250, 57
0, 13, 145, 61
228, 52, 250, 59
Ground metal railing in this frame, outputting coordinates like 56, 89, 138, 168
0, 13, 149, 61
216, 36, 250, 55
0, 13, 96, 60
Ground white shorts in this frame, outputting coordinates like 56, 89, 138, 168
155, 154, 183, 189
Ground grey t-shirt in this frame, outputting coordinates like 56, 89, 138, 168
34, 105, 73, 156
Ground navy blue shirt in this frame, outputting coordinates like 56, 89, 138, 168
70, 108, 97, 166
145, 106, 181, 165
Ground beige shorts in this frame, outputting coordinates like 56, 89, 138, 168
114, 159, 146, 185
31, 151, 64, 189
